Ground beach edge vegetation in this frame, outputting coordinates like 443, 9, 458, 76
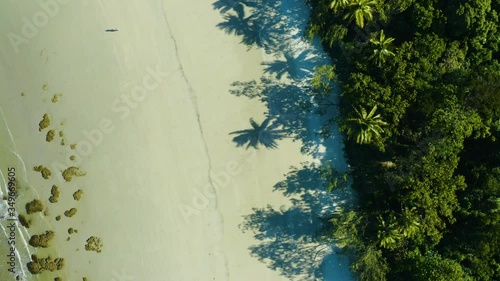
308, 0, 500, 280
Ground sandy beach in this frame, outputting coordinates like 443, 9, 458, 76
0, 0, 353, 280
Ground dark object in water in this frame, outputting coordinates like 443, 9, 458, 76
105, 28, 119, 32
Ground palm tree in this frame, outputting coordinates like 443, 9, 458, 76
377, 215, 401, 249
377, 209, 421, 248
330, 0, 350, 12
230, 117, 286, 149
370, 30, 395, 66
398, 207, 421, 238
346, 105, 388, 144
343, 0, 377, 28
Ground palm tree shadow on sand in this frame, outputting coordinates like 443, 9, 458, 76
213, 0, 305, 53
239, 164, 354, 280
212, 0, 258, 14
216, 6, 256, 37
230, 117, 287, 149
229, 76, 329, 156
214, 0, 355, 280
262, 49, 319, 80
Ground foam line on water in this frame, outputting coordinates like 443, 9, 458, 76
0, 106, 37, 280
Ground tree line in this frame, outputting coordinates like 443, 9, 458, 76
307, 0, 500, 280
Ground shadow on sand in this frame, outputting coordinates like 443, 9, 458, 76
230, 117, 287, 149
214, 0, 355, 280
214, 0, 310, 53
262, 49, 319, 80
239, 163, 354, 280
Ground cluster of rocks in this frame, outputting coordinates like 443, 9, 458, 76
19, 103, 100, 280
29, 231, 55, 248
49, 185, 60, 203
85, 236, 103, 253
27, 255, 64, 274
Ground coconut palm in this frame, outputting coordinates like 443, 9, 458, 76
330, 0, 350, 12
230, 117, 286, 149
343, 0, 377, 28
399, 207, 421, 238
370, 30, 395, 66
377, 215, 401, 249
346, 105, 388, 144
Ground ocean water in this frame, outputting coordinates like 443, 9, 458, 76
0, 106, 36, 281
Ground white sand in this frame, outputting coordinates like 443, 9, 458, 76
0, 0, 354, 280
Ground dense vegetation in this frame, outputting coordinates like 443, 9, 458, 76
307, 0, 500, 280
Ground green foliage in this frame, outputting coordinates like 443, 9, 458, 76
376, 208, 421, 249
352, 246, 389, 281
331, 210, 364, 249
344, 0, 377, 28
341, 71, 410, 134
330, 0, 350, 12
466, 62, 500, 128
376, 215, 401, 249
369, 30, 395, 66
311, 64, 338, 94
344, 105, 388, 145
320, 164, 349, 191
414, 252, 470, 281
308, 0, 500, 279
412, 2, 446, 32
439, 41, 467, 73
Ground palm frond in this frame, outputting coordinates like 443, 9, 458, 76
367, 104, 378, 118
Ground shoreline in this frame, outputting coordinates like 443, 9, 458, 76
0, 0, 355, 280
